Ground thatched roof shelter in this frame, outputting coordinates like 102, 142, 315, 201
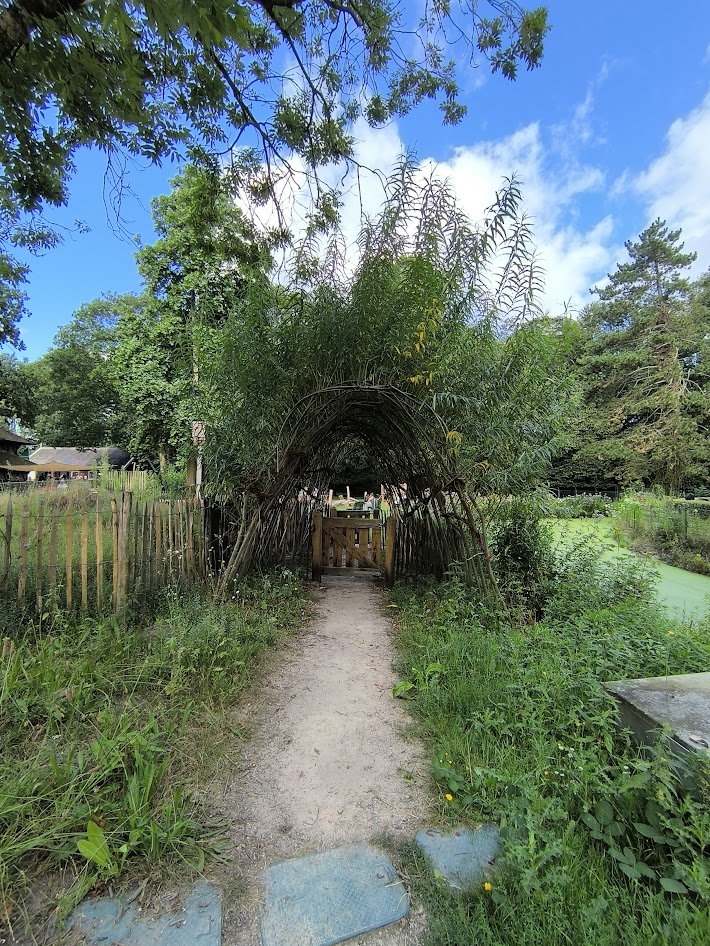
29, 446, 131, 469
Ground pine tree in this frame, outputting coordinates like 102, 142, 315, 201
555, 220, 708, 492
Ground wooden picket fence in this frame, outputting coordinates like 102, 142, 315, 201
0, 492, 207, 615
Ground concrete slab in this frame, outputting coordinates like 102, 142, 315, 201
260, 843, 408, 946
415, 824, 499, 889
67, 881, 221, 945
605, 672, 710, 759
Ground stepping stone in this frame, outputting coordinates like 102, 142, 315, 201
415, 824, 499, 888
261, 843, 408, 946
67, 881, 221, 945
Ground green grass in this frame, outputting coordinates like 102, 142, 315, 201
390, 556, 710, 946
0, 571, 307, 937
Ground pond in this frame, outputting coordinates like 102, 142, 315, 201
548, 517, 710, 623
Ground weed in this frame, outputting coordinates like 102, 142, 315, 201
0, 570, 306, 936
391, 548, 710, 945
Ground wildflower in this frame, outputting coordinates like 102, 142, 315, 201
483, 882, 492, 892
668, 631, 674, 636
445, 793, 453, 802
543, 771, 549, 776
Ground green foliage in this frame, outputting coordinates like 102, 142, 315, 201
0, 0, 547, 344
548, 493, 613, 518
201, 163, 569, 498
552, 223, 710, 493
18, 165, 271, 463
0, 573, 306, 923
0, 351, 33, 423
488, 494, 555, 617
614, 493, 710, 576
391, 563, 710, 945
0, 0, 548, 213
20, 294, 135, 446
110, 165, 272, 464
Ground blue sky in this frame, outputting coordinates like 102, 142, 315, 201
12, 0, 710, 360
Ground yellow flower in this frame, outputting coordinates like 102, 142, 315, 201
544, 771, 549, 776
668, 630, 674, 636
483, 882, 492, 892
445, 793, 453, 802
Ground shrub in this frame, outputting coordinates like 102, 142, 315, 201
548, 493, 613, 519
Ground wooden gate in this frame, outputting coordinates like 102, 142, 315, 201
312, 511, 395, 584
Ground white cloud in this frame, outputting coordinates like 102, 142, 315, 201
424, 123, 614, 314
630, 89, 710, 270
244, 93, 620, 316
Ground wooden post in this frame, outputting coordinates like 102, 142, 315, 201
36, 501, 44, 611
186, 457, 197, 493
139, 503, 149, 593
179, 502, 187, 575
115, 491, 132, 612
95, 496, 103, 611
147, 503, 155, 591
1, 500, 12, 595
49, 506, 59, 603
311, 511, 322, 582
195, 500, 204, 577
111, 498, 119, 608
186, 501, 195, 578
65, 501, 74, 609
129, 497, 139, 589
384, 515, 396, 587
17, 502, 29, 603
81, 507, 88, 610
153, 502, 163, 585
167, 501, 174, 579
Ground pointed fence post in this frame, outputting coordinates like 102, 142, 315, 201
115, 491, 133, 613
1, 500, 12, 596
312, 511, 322, 582
384, 515, 397, 587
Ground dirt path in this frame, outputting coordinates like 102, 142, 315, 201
210, 579, 430, 945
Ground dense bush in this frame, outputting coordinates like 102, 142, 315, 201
548, 493, 613, 518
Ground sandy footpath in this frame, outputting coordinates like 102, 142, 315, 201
211, 579, 431, 945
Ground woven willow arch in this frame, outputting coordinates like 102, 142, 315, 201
217, 383, 498, 598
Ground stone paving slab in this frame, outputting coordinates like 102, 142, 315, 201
415, 824, 499, 889
67, 881, 221, 945
260, 843, 409, 946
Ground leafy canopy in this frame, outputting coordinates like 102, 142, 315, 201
551, 220, 710, 491
0, 0, 548, 214
200, 160, 567, 497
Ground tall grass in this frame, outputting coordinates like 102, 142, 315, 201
391, 544, 710, 945
0, 571, 307, 941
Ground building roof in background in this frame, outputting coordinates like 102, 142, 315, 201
29, 446, 131, 468
0, 450, 34, 469
0, 425, 36, 445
